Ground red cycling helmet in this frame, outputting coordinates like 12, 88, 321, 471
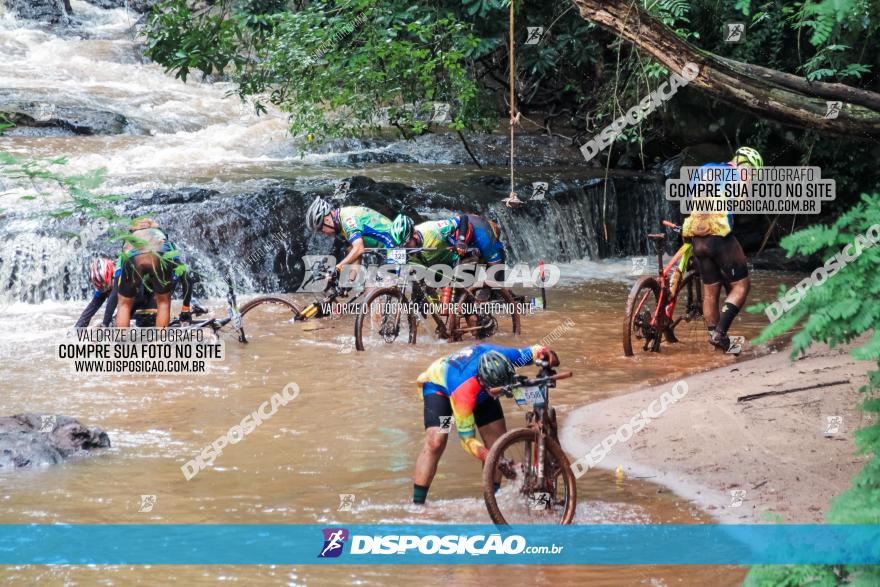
89, 256, 115, 292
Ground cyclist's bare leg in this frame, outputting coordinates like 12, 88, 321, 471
413, 427, 448, 490
701, 282, 722, 329
724, 276, 751, 308
155, 292, 172, 328
477, 419, 507, 484
115, 294, 135, 327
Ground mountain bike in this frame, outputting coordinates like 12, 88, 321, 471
623, 220, 704, 356
133, 275, 248, 342
482, 362, 576, 525
233, 259, 357, 335
353, 247, 521, 351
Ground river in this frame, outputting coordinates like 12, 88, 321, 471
0, 3, 785, 585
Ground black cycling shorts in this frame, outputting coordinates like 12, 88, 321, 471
691, 234, 749, 286
423, 393, 504, 429
118, 256, 178, 298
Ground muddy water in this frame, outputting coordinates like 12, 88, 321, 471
0, 268, 785, 585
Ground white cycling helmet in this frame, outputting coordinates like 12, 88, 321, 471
306, 196, 333, 231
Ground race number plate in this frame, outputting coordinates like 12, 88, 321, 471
512, 385, 544, 406
387, 248, 407, 265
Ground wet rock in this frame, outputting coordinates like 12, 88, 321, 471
82, 0, 157, 11
0, 99, 129, 136
3, 0, 72, 24
0, 414, 110, 470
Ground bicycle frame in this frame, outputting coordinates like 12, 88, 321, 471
648, 242, 693, 328
499, 368, 570, 491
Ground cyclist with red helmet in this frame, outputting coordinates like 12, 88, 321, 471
74, 255, 119, 328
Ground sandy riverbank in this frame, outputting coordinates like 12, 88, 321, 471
560, 340, 874, 523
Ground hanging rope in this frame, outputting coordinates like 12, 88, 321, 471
503, 0, 523, 208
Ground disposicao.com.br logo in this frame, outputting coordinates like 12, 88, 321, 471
318, 528, 564, 557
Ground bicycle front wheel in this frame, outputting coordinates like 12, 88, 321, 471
238, 296, 302, 339
483, 428, 577, 525
353, 287, 418, 351
623, 276, 662, 356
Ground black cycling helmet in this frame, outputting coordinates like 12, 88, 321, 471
478, 350, 516, 388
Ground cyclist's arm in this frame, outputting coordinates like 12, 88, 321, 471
101, 283, 119, 327
75, 290, 109, 328
179, 269, 194, 309
488, 344, 555, 369
450, 378, 489, 462
335, 237, 365, 271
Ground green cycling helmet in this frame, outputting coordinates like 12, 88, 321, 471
391, 214, 415, 246
478, 350, 516, 388
733, 146, 763, 168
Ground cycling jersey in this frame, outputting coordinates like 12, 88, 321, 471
453, 214, 505, 263
335, 207, 395, 248
417, 343, 546, 461
413, 219, 457, 266
682, 163, 737, 238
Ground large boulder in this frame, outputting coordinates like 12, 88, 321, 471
3, 0, 72, 23
0, 100, 130, 136
0, 414, 110, 469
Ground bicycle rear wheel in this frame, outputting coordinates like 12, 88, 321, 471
353, 287, 418, 351
448, 288, 521, 342
238, 296, 302, 339
482, 428, 577, 525
623, 276, 662, 356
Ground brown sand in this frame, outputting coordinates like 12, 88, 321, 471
560, 341, 874, 523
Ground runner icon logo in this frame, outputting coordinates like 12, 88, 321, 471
630, 257, 647, 276
825, 101, 842, 120
319, 528, 349, 558
825, 415, 842, 436
724, 23, 745, 43
729, 489, 746, 508
338, 494, 356, 511
528, 492, 551, 511
438, 416, 453, 433
531, 182, 548, 201
138, 495, 157, 513
525, 27, 544, 44
38, 415, 57, 433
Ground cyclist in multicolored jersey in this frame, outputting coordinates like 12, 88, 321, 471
681, 146, 761, 352
411, 343, 560, 505
390, 215, 457, 266
306, 196, 395, 274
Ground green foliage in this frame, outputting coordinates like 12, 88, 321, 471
746, 193, 880, 584
144, 0, 605, 141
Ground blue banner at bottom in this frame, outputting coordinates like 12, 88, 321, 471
0, 524, 878, 565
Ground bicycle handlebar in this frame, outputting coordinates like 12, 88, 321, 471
489, 370, 572, 395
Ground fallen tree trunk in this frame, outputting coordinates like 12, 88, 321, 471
571, 0, 880, 139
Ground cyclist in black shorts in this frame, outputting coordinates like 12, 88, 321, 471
681, 146, 762, 352
115, 219, 184, 328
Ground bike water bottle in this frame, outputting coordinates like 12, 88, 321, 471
439, 286, 452, 316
